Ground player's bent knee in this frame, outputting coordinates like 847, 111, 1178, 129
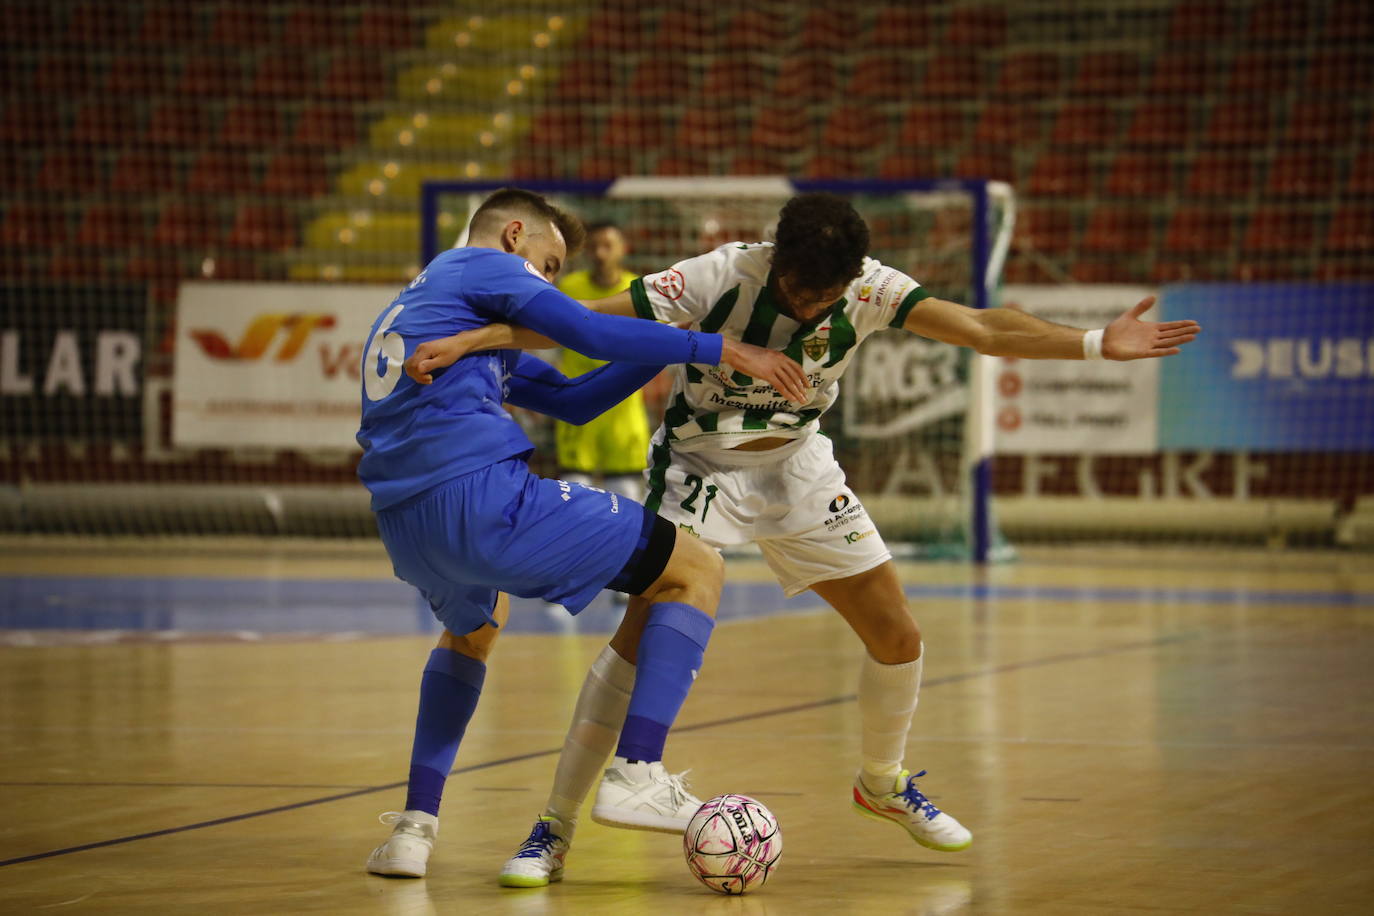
439, 621, 501, 662
640, 527, 723, 611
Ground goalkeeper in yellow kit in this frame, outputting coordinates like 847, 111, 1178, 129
552, 222, 660, 508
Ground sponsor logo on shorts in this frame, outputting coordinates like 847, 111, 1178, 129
828, 494, 850, 513
825, 493, 864, 531
652, 268, 686, 301
844, 529, 876, 544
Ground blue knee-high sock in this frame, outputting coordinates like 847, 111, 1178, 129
404, 648, 486, 816
615, 602, 715, 763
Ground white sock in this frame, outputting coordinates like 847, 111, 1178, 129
858, 645, 923, 796
543, 645, 636, 836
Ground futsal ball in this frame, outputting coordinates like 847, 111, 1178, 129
683, 794, 781, 895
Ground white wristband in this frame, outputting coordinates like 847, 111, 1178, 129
1082, 328, 1106, 361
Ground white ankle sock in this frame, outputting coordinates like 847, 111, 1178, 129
858, 646, 923, 795
543, 645, 636, 835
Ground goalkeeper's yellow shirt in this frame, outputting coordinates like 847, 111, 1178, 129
553, 268, 651, 474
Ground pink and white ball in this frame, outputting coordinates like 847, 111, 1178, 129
683, 794, 782, 895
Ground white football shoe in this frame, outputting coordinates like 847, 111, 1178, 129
498, 815, 571, 887
590, 757, 702, 833
366, 810, 438, 877
852, 769, 973, 852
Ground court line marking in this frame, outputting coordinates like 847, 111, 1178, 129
0, 631, 1194, 869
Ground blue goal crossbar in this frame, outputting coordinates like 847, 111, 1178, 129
418, 177, 1006, 563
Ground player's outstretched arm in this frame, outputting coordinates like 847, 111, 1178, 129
903, 294, 1200, 360
504, 353, 662, 425
405, 324, 554, 384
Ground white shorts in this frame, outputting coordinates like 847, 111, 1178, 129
645, 432, 892, 597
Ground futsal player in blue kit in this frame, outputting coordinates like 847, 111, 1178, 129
356, 188, 807, 878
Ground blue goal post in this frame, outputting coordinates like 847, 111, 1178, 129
419, 177, 1015, 563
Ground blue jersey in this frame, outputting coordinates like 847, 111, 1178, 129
357, 247, 556, 510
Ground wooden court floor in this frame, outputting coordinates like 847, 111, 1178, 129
1, 540, 1372, 914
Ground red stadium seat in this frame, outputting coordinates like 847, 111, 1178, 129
1164, 207, 1233, 253
1082, 208, 1152, 254
1307, 52, 1374, 93
553, 58, 619, 102
36, 150, 102, 193
67, 101, 138, 146
1186, 152, 1257, 198
110, 150, 181, 193
918, 53, 986, 98
581, 11, 650, 53
1026, 152, 1093, 196
527, 110, 596, 149
802, 153, 866, 179
75, 203, 147, 247
944, 6, 1007, 48
1070, 260, 1146, 284
1226, 52, 1298, 95
187, 151, 257, 194
177, 55, 243, 97
509, 151, 565, 180
897, 104, 971, 148
354, 8, 418, 49
1325, 206, 1374, 252
1168, 0, 1229, 42
821, 107, 889, 152
1125, 102, 1191, 148
62, 1, 135, 46
1, 203, 68, 248
702, 58, 774, 104
1247, 0, 1310, 43
749, 107, 811, 151
723, 10, 790, 53
252, 57, 316, 98
1266, 153, 1337, 198
577, 152, 636, 181
136, 3, 202, 46
1148, 52, 1215, 97
1015, 206, 1075, 254
799, 7, 862, 51
1104, 152, 1172, 198
209, 4, 276, 46
654, 9, 718, 52
973, 103, 1045, 146
146, 101, 213, 147
775, 55, 837, 102
153, 202, 222, 248
1204, 102, 1272, 147
653, 152, 714, 177
953, 149, 1015, 183
601, 108, 669, 149
262, 152, 330, 197
1348, 152, 1374, 197
868, 6, 931, 50
104, 53, 176, 96
1242, 207, 1314, 253
995, 53, 1060, 98
319, 55, 386, 100
628, 57, 693, 101
877, 153, 939, 180
730, 151, 790, 176
281, 6, 349, 48
32, 53, 101, 96
1049, 103, 1117, 147
846, 53, 919, 102
292, 105, 358, 148
220, 103, 284, 147
1283, 100, 1355, 147
226, 205, 296, 251
1, 101, 65, 144
1072, 52, 1141, 97
675, 107, 745, 153
1325, 0, 1374, 41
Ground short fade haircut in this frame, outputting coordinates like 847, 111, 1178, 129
469, 187, 586, 257
771, 193, 870, 292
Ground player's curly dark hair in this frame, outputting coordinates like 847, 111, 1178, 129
771, 193, 869, 291
470, 187, 586, 257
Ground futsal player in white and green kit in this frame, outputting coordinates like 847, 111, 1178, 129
408, 193, 1202, 886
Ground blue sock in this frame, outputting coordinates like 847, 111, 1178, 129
615, 602, 715, 763
404, 648, 486, 816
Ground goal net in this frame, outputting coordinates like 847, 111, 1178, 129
422, 176, 1016, 560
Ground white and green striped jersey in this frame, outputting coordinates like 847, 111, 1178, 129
628, 242, 929, 452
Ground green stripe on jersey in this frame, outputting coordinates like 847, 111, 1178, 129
644, 436, 672, 512
730, 281, 782, 385
742, 408, 773, 430
663, 392, 693, 433
889, 286, 932, 329
700, 286, 740, 334
629, 278, 655, 320
824, 309, 857, 367
685, 365, 704, 384
697, 412, 718, 432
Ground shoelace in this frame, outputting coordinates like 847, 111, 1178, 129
659, 767, 694, 808
378, 811, 432, 838
897, 770, 943, 822
512, 820, 560, 859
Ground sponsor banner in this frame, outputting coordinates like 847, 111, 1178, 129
1158, 283, 1374, 451
1, 284, 145, 438
174, 282, 397, 449
994, 285, 1159, 454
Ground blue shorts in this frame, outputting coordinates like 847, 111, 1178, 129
375, 457, 657, 635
